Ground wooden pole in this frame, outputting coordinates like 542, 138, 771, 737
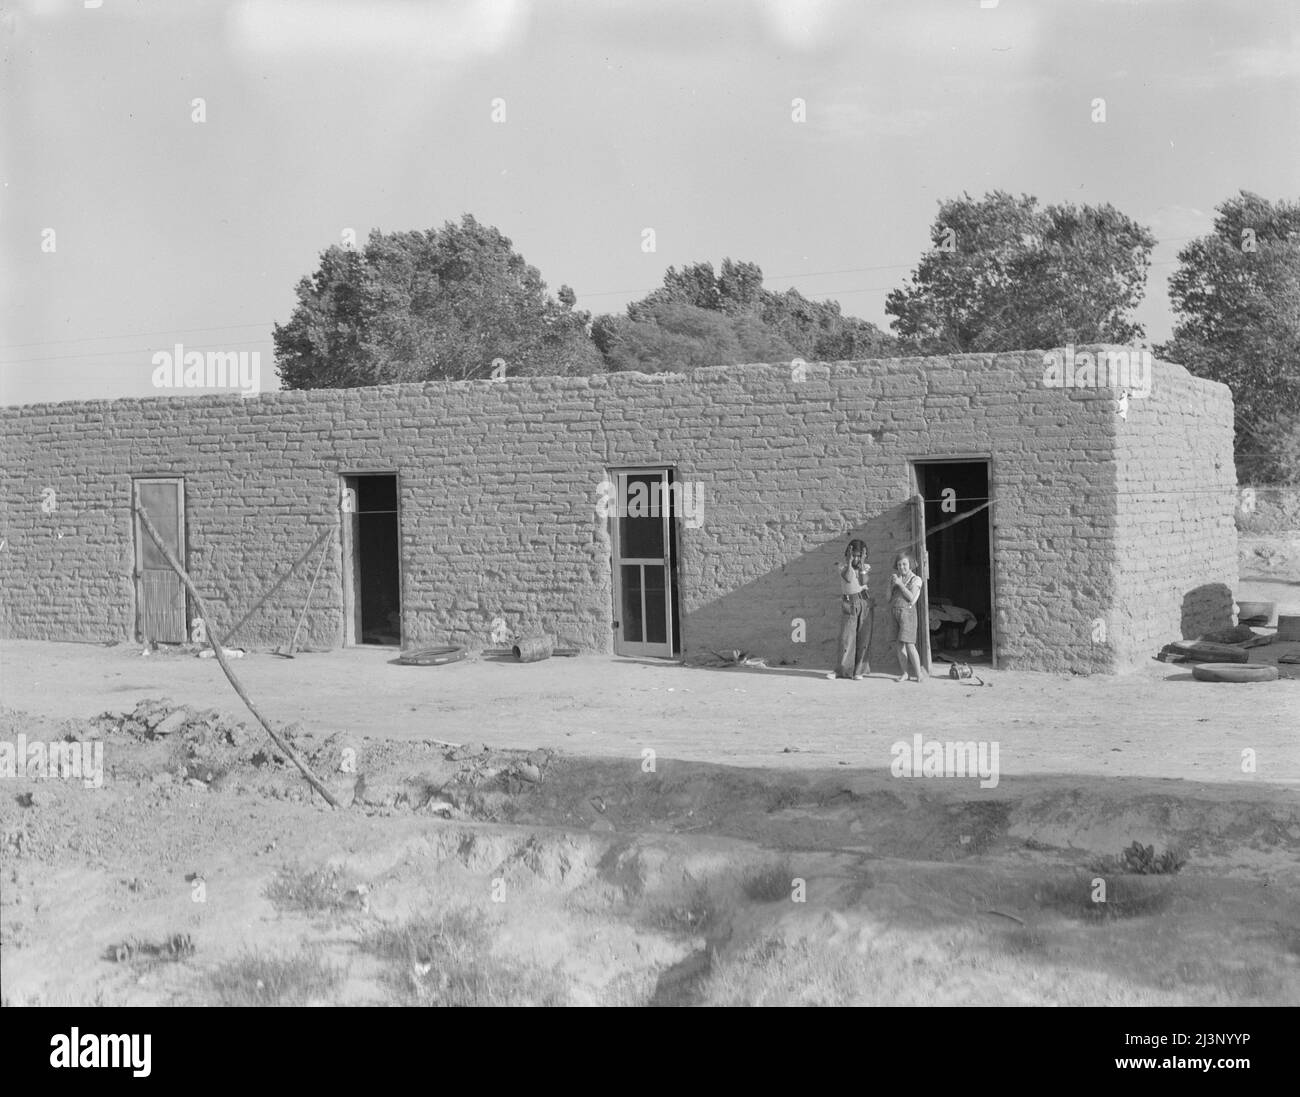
283, 528, 334, 656
134, 504, 341, 809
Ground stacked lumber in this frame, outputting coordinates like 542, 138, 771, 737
1157, 640, 1249, 664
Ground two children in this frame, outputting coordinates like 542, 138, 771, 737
829, 539, 926, 683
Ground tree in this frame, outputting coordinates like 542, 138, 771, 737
274, 214, 603, 389
885, 191, 1156, 353
595, 259, 894, 372
1156, 192, 1300, 483
598, 300, 758, 373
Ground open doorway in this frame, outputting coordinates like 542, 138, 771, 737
913, 461, 995, 667
341, 473, 401, 646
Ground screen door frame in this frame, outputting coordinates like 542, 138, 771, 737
609, 467, 679, 658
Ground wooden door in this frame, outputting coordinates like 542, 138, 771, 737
909, 493, 932, 672
134, 478, 187, 643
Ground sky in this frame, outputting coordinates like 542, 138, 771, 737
2, 0, 1298, 405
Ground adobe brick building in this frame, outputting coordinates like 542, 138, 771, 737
0, 347, 1238, 673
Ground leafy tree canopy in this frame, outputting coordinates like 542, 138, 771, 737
885, 191, 1156, 353
594, 258, 895, 372
274, 214, 603, 389
1156, 191, 1300, 483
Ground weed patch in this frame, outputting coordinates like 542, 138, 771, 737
205, 947, 342, 1006
361, 908, 567, 1006
265, 863, 361, 916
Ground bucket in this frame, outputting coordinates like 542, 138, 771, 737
1236, 600, 1275, 626
512, 635, 554, 662
1277, 615, 1300, 642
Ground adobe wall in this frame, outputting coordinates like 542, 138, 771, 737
1112, 361, 1238, 664
1, 348, 1229, 673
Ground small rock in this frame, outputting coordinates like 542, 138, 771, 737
152, 711, 188, 738
516, 763, 542, 784
185, 778, 207, 790
21, 788, 48, 809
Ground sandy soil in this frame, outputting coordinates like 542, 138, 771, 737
1, 636, 1297, 784
1, 580, 1298, 1006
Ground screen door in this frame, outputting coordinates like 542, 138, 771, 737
611, 469, 677, 658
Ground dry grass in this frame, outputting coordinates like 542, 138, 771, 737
264, 863, 360, 916
742, 862, 796, 903
361, 908, 568, 1006
205, 946, 342, 1006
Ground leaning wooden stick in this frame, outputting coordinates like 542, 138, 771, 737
134, 505, 341, 809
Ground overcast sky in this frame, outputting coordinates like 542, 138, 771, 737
2, 0, 1297, 405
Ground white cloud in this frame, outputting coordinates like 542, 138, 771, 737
757, 0, 853, 53
229, 0, 529, 61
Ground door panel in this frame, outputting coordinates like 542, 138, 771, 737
909, 493, 932, 672
612, 470, 676, 658
134, 479, 186, 643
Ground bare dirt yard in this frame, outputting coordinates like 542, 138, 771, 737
2, 570, 1298, 1007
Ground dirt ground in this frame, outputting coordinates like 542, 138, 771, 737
1, 558, 1298, 1006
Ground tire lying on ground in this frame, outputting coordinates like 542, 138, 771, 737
1191, 662, 1278, 683
394, 645, 468, 667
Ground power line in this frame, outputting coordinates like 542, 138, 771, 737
0, 321, 276, 352
0, 338, 272, 368
0, 233, 1225, 358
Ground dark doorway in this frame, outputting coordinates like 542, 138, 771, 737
341, 474, 401, 646
914, 461, 994, 666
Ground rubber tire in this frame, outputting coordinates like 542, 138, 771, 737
395, 644, 468, 667
1191, 662, 1278, 683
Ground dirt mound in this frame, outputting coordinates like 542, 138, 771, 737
88, 698, 292, 787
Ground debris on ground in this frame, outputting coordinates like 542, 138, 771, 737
1197, 624, 1269, 646
709, 649, 769, 667
90, 698, 286, 785
106, 933, 195, 964
1157, 639, 1250, 664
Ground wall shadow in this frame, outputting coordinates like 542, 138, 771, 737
681, 502, 919, 673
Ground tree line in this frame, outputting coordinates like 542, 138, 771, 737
273, 192, 1300, 483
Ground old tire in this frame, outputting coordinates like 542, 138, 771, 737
395, 645, 467, 667
1191, 662, 1278, 683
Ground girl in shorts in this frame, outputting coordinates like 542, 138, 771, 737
890, 552, 925, 683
